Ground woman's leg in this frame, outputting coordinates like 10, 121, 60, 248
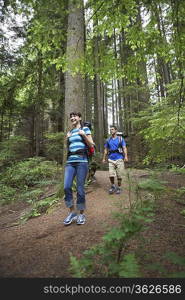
64, 163, 76, 209
76, 162, 88, 211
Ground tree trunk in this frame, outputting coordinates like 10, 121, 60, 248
93, 19, 104, 152
63, 0, 85, 164
35, 51, 43, 156
57, 70, 65, 132
64, 0, 85, 133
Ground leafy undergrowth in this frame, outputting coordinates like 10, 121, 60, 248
69, 170, 185, 278
0, 168, 185, 279
0, 157, 62, 222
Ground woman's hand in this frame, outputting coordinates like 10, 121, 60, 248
79, 130, 94, 147
66, 131, 72, 138
78, 129, 86, 136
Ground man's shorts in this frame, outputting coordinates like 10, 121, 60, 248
108, 159, 125, 179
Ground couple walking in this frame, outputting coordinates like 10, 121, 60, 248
63, 112, 128, 226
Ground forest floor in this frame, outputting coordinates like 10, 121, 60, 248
0, 169, 185, 278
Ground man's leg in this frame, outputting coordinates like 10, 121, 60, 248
110, 176, 115, 185
117, 177, 122, 187
108, 160, 117, 194
115, 160, 124, 194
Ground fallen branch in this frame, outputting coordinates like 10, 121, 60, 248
40, 192, 56, 200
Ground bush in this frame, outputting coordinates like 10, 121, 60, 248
43, 132, 64, 164
0, 135, 29, 168
0, 184, 17, 205
1, 157, 60, 189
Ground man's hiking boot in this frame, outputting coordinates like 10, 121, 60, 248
109, 185, 116, 194
115, 187, 121, 194
76, 214, 86, 225
63, 212, 77, 225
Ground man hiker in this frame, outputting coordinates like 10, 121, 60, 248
102, 125, 128, 194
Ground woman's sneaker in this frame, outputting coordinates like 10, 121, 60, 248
109, 185, 116, 194
76, 214, 86, 225
63, 212, 77, 225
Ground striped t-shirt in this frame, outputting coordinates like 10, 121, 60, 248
67, 126, 91, 163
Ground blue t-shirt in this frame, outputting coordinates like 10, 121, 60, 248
67, 126, 91, 163
104, 136, 126, 160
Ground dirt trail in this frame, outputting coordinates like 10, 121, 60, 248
0, 169, 185, 278
0, 170, 128, 278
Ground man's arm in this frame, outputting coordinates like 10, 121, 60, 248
102, 148, 108, 163
123, 146, 128, 162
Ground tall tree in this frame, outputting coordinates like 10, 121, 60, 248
64, 0, 85, 132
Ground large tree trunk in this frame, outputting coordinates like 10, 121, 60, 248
63, 0, 85, 164
64, 0, 85, 133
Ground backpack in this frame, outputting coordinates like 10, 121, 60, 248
82, 122, 95, 159
106, 135, 123, 155
67, 122, 95, 161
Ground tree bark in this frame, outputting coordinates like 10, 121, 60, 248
63, 0, 85, 165
35, 51, 43, 156
64, 0, 85, 133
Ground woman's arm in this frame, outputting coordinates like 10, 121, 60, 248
78, 130, 94, 147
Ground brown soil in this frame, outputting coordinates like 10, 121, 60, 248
0, 169, 185, 278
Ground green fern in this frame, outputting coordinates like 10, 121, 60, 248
119, 253, 141, 278
138, 178, 166, 192
19, 196, 59, 223
164, 252, 185, 266
69, 254, 86, 278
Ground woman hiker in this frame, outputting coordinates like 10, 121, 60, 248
63, 112, 94, 226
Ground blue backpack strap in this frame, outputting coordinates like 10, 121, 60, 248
107, 136, 122, 148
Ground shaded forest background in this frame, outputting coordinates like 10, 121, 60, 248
0, 0, 185, 205
0, 0, 185, 282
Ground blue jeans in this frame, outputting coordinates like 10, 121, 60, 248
64, 162, 88, 211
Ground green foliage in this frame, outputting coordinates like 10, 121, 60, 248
69, 171, 170, 278
166, 252, 185, 277
118, 253, 141, 278
0, 157, 62, 205
165, 252, 185, 266
69, 190, 156, 277
137, 178, 166, 192
20, 189, 44, 202
20, 195, 59, 223
136, 97, 185, 165
172, 186, 185, 205
2, 0, 185, 173
43, 132, 64, 164
0, 136, 29, 168
0, 184, 17, 205
148, 252, 185, 278
69, 255, 86, 278
180, 209, 185, 217
1, 157, 59, 188
170, 165, 185, 174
